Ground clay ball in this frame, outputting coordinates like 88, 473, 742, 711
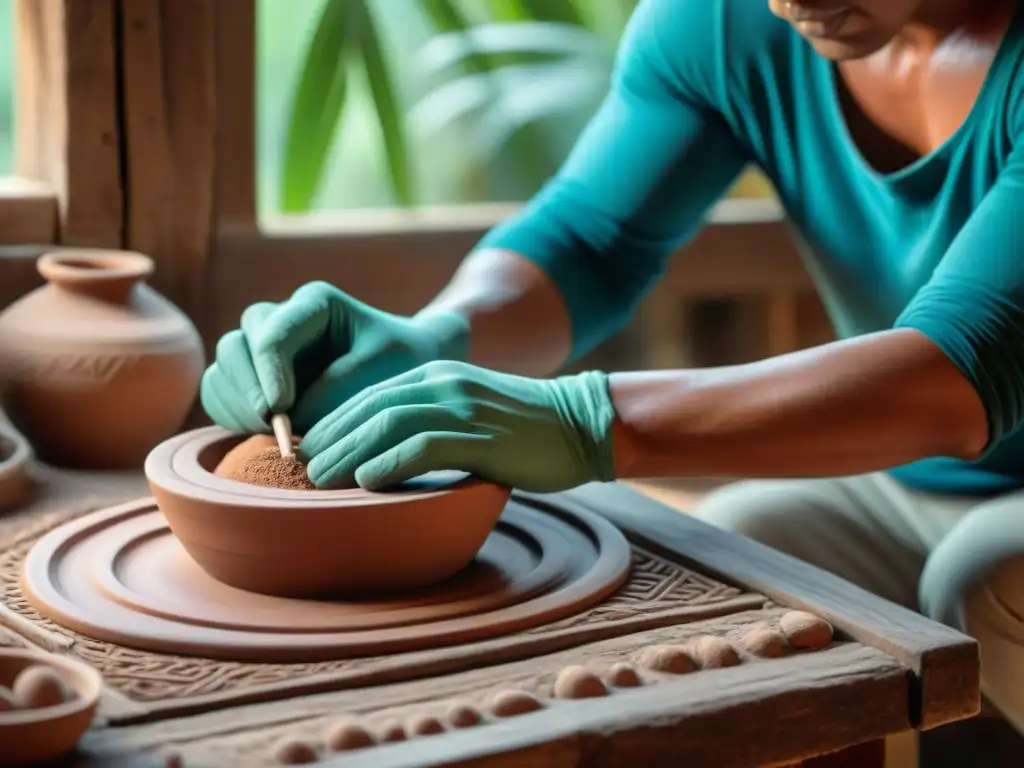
324, 720, 376, 752
738, 626, 786, 658
606, 663, 642, 688
489, 690, 543, 718
553, 665, 607, 700
635, 645, 695, 675
378, 719, 406, 742
272, 737, 319, 765
0, 686, 17, 713
691, 635, 741, 669
12, 664, 73, 709
780, 611, 834, 649
446, 702, 484, 728
407, 713, 445, 736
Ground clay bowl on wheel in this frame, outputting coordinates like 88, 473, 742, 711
144, 426, 512, 598
0, 648, 103, 766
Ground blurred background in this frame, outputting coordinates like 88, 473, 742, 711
0, 0, 772, 211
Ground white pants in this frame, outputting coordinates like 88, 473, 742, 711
694, 473, 1024, 733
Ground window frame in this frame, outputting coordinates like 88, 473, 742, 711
1, 0, 814, 366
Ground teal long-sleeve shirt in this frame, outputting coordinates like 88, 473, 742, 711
475, 0, 1024, 496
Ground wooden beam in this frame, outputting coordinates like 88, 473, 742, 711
0, 177, 59, 245
14, 0, 123, 248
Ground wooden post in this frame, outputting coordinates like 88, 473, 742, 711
15, 0, 123, 248
116, 0, 218, 338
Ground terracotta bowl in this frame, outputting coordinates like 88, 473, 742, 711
0, 648, 103, 766
144, 426, 513, 598
0, 424, 33, 513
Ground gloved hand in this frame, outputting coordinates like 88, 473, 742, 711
298, 360, 618, 493
200, 282, 468, 434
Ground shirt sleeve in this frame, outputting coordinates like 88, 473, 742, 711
895, 142, 1024, 452
473, 0, 751, 360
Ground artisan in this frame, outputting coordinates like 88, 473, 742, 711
203, 0, 1024, 737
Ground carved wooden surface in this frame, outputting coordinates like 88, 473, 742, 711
0, 499, 765, 725
0, 470, 979, 766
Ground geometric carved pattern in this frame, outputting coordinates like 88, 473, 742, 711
0, 506, 761, 722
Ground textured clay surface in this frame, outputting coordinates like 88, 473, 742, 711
446, 702, 484, 728
226, 447, 316, 491
635, 645, 696, 674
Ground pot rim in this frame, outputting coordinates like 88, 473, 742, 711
0, 648, 102, 726
145, 426, 505, 510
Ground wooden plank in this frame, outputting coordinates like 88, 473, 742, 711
0, 177, 59, 244
212, 0, 256, 229
15, 0, 123, 248
326, 644, 909, 768
542, 483, 980, 731
117, 0, 217, 337
211, 202, 810, 345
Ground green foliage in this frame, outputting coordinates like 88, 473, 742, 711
279, 0, 639, 212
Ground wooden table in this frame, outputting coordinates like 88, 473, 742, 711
0, 466, 980, 768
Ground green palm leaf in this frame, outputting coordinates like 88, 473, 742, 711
358, 3, 413, 206
281, 0, 355, 213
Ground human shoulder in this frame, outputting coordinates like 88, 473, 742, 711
616, 0, 796, 108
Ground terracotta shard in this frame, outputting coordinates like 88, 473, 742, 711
780, 611, 834, 649
553, 665, 608, 699
691, 635, 741, 669
488, 690, 542, 718
635, 645, 696, 675
324, 720, 375, 752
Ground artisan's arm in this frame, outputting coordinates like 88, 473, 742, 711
419, 0, 749, 376
611, 146, 1024, 479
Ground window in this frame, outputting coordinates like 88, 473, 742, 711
0, 1, 815, 377
0, 0, 13, 174
255, 0, 775, 217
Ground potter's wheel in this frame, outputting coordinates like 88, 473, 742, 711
21, 497, 631, 662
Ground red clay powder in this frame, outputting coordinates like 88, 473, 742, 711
226, 447, 316, 491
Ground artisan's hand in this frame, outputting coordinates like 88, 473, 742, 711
200, 282, 468, 434
299, 361, 618, 492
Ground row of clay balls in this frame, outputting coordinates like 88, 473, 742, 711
0, 664, 76, 714
271, 610, 833, 765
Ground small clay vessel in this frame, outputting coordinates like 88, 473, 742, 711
0, 649, 102, 766
145, 427, 513, 597
0, 424, 33, 513
0, 250, 204, 469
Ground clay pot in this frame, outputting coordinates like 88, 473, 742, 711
144, 426, 513, 597
0, 649, 102, 766
0, 250, 204, 469
0, 423, 33, 513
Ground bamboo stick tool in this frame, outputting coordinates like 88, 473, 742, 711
271, 413, 295, 461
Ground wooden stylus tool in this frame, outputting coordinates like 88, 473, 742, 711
271, 413, 295, 460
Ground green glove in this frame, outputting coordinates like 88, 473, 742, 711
200, 282, 468, 434
298, 360, 618, 493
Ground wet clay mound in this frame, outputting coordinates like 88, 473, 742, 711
215, 434, 316, 490
228, 447, 315, 490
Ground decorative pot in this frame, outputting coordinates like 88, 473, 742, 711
0, 250, 204, 469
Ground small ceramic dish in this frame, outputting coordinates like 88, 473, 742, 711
144, 426, 512, 598
0, 424, 33, 513
0, 648, 103, 766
